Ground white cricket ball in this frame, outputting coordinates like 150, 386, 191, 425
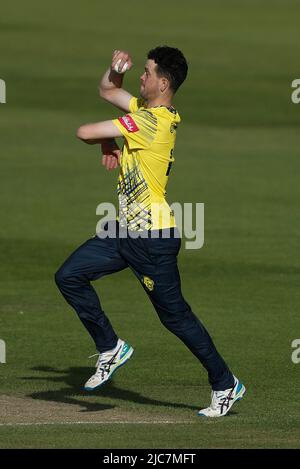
114, 59, 129, 74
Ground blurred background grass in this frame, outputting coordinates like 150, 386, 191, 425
0, 0, 299, 448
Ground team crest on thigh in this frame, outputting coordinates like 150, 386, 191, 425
143, 276, 154, 291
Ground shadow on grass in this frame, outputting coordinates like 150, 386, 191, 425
22, 366, 200, 413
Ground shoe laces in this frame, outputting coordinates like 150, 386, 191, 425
88, 352, 108, 368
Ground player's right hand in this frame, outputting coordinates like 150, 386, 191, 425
111, 50, 133, 73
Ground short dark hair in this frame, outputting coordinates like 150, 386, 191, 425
147, 46, 188, 93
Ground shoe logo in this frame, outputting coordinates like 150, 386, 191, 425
218, 386, 235, 414
143, 276, 154, 291
121, 343, 129, 357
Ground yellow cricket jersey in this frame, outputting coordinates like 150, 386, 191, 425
112, 96, 181, 231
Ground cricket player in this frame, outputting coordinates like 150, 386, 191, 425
55, 46, 246, 417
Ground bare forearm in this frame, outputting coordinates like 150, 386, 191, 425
99, 68, 124, 97
98, 50, 133, 112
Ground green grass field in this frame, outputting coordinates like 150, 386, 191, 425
0, 0, 300, 448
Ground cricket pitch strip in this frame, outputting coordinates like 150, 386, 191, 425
0, 394, 194, 426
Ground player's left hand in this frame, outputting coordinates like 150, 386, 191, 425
101, 140, 121, 170
102, 153, 120, 170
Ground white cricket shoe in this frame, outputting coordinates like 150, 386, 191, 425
198, 376, 246, 417
84, 339, 134, 391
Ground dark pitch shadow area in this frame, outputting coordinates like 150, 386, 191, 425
22, 366, 201, 413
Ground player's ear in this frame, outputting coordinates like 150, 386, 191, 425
160, 77, 169, 93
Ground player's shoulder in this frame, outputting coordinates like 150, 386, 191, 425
149, 106, 181, 130
128, 102, 181, 132
129, 96, 146, 113
132, 108, 158, 130
149, 105, 180, 120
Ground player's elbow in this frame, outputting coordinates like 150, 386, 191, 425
98, 86, 106, 99
98, 86, 109, 100
76, 125, 89, 141
99, 87, 115, 104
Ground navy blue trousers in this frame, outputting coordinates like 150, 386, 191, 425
55, 222, 234, 391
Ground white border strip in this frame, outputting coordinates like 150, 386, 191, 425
0, 420, 194, 427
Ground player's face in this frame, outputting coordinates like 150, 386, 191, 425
140, 59, 162, 100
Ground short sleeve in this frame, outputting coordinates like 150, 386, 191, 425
112, 109, 157, 150
129, 96, 146, 113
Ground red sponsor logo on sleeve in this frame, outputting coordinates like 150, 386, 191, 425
118, 115, 139, 133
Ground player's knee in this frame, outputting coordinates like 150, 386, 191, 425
54, 267, 64, 288
158, 306, 193, 331
159, 314, 180, 330
55, 266, 73, 288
